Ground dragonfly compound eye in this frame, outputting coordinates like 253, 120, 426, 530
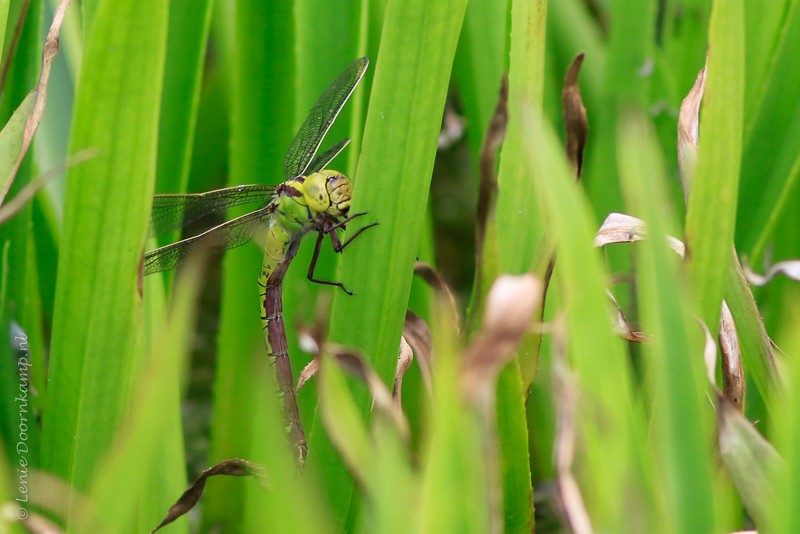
325, 172, 352, 216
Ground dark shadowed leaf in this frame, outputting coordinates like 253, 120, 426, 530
719, 302, 745, 411
562, 53, 588, 177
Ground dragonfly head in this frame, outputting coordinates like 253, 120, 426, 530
303, 170, 352, 219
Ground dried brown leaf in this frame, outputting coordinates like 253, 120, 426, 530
297, 357, 319, 391
461, 275, 542, 402
403, 309, 433, 392
743, 258, 800, 286
720, 301, 744, 411
151, 459, 265, 533
414, 262, 460, 327
552, 351, 593, 534
607, 290, 647, 343
0, 149, 98, 224
678, 66, 706, 202
327, 347, 410, 440
0, 0, 72, 205
562, 53, 588, 178
476, 75, 507, 249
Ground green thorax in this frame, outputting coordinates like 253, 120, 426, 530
260, 170, 353, 282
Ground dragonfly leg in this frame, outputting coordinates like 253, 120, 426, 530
333, 219, 379, 251
307, 231, 354, 295
328, 211, 368, 231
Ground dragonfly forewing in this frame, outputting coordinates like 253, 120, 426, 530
144, 204, 275, 275
150, 184, 276, 237
283, 57, 369, 180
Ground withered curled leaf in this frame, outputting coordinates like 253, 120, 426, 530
151, 459, 266, 533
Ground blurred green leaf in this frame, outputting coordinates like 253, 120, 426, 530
41, 0, 168, 526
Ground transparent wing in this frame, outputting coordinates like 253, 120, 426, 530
150, 184, 275, 237
144, 204, 274, 275
283, 57, 369, 180
306, 138, 350, 175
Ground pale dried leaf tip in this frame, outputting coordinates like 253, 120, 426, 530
594, 212, 685, 257
696, 318, 717, 387
678, 66, 706, 201
484, 274, 541, 333
297, 357, 320, 391
461, 275, 542, 401
743, 258, 800, 286
393, 336, 414, 407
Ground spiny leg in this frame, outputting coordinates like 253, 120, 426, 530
307, 231, 353, 295
329, 219, 379, 252
306, 217, 378, 294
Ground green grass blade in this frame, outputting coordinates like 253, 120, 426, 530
308, 0, 468, 526
770, 298, 800, 533
684, 0, 745, 334
155, 0, 213, 195
520, 108, 644, 531
0, 0, 41, 467
206, 1, 294, 529
77, 262, 202, 534
40, 0, 167, 525
490, 0, 548, 529
452, 0, 506, 162
738, 0, 800, 253
617, 111, 717, 532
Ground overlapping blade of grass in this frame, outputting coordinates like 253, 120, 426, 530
206, 2, 294, 529
617, 111, 717, 532
0, 0, 39, 463
738, 1, 800, 255
155, 0, 213, 195
683, 0, 744, 334
520, 108, 646, 532
420, 299, 487, 534
242, 357, 332, 534
40, 0, 168, 525
452, 0, 506, 161
308, 0, 467, 526
489, 0, 547, 529
316, 349, 415, 532
289, 1, 365, 441
770, 296, 800, 533
76, 261, 204, 534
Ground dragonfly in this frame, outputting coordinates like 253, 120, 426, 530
144, 57, 376, 466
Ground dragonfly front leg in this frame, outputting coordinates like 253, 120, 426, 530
306, 231, 354, 295
306, 216, 378, 294
329, 217, 379, 252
